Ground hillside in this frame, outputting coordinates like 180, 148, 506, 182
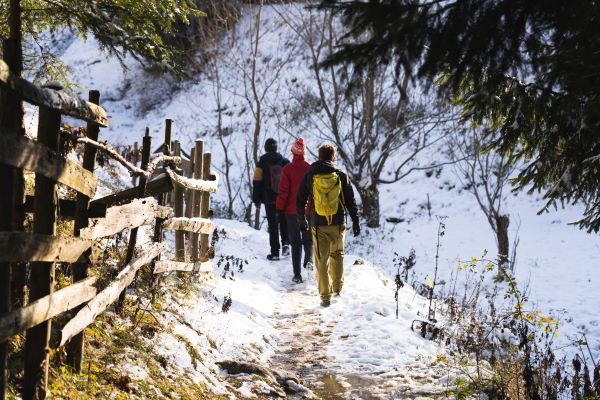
18, 2, 600, 399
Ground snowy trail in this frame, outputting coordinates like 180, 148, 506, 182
208, 219, 451, 399
268, 270, 449, 399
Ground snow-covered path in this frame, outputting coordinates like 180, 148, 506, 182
269, 277, 449, 399
203, 219, 449, 399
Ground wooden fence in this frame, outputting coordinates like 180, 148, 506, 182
0, 55, 219, 400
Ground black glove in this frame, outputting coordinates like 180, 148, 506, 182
352, 220, 360, 237
298, 217, 309, 231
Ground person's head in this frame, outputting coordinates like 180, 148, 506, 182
264, 138, 277, 152
318, 144, 336, 161
290, 137, 306, 157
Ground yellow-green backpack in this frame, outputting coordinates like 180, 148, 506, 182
313, 172, 342, 225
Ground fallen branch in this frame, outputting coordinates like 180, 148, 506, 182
73, 136, 181, 177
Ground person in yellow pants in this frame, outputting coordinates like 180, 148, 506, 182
296, 144, 360, 307
313, 225, 346, 303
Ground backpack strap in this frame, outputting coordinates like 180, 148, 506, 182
310, 174, 321, 257
337, 172, 348, 227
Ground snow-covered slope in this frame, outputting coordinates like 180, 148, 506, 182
40, 2, 600, 365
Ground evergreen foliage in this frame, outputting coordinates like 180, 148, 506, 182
319, 0, 600, 232
0, 0, 204, 83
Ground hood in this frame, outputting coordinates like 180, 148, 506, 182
260, 151, 285, 164
310, 160, 338, 174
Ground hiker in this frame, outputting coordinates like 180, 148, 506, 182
276, 137, 313, 284
252, 138, 290, 260
296, 144, 360, 307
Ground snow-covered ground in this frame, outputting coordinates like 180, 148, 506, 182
26, 1, 600, 387
170, 218, 450, 398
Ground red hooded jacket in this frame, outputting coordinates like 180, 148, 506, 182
276, 155, 311, 215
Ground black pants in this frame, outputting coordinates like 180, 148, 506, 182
265, 203, 288, 255
285, 214, 313, 277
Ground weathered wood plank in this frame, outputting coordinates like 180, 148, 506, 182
166, 169, 218, 193
79, 197, 173, 240
0, 232, 91, 263
162, 217, 215, 234
0, 134, 97, 197
23, 195, 106, 218
0, 277, 96, 343
153, 260, 213, 274
59, 242, 167, 347
91, 173, 173, 208
0, 58, 108, 126
24, 106, 60, 400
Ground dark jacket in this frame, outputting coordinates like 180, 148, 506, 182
296, 160, 359, 227
252, 151, 290, 204
276, 155, 311, 215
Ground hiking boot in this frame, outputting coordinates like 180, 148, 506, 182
292, 275, 303, 284
266, 254, 280, 261
282, 245, 290, 257
320, 299, 331, 308
334, 291, 341, 297
304, 261, 314, 270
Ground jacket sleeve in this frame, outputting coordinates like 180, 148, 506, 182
276, 167, 290, 211
296, 172, 311, 220
252, 162, 264, 204
341, 172, 359, 224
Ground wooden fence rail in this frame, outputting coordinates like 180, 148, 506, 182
59, 242, 169, 347
79, 197, 173, 240
0, 53, 219, 400
0, 59, 108, 126
0, 277, 97, 343
0, 233, 91, 263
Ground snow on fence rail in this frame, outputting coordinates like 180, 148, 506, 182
0, 57, 218, 400
0, 58, 108, 126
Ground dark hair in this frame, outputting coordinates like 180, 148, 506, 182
264, 138, 277, 152
318, 144, 336, 161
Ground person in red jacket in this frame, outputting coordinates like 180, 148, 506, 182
276, 138, 313, 283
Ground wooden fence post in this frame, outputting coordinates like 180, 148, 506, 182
0, 36, 25, 400
162, 119, 172, 206
22, 106, 61, 400
200, 152, 212, 261
132, 141, 139, 186
65, 90, 100, 371
184, 147, 195, 256
172, 140, 184, 261
133, 141, 139, 165
191, 140, 203, 261
117, 129, 151, 312
151, 120, 171, 293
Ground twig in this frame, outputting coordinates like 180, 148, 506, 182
583, 333, 597, 368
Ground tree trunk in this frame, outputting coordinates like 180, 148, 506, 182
357, 185, 380, 228
495, 214, 510, 271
